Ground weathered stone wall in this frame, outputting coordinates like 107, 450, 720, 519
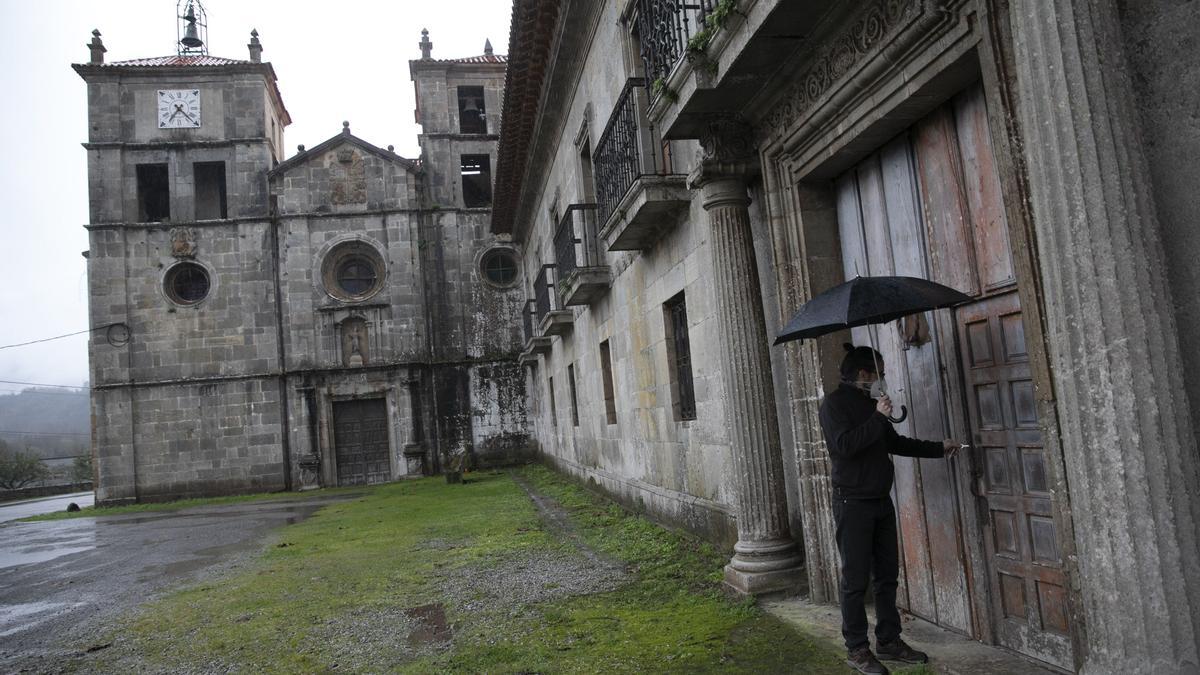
512, 4, 739, 545
1119, 0, 1200, 440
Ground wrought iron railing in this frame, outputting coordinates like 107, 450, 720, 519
534, 265, 555, 324
595, 78, 676, 227
636, 0, 717, 89
523, 299, 535, 342
552, 203, 601, 280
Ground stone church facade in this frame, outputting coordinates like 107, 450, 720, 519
493, 0, 1200, 673
77, 30, 528, 504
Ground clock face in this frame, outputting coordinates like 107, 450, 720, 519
158, 89, 201, 128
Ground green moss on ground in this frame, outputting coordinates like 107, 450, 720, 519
76, 467, 918, 673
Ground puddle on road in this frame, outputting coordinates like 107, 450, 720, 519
0, 521, 97, 570
0, 601, 75, 638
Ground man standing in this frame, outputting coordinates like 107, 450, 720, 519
819, 344, 960, 675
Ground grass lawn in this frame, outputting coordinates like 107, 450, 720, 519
22, 487, 363, 522
79, 465, 930, 673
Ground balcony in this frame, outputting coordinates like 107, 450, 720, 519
594, 77, 690, 251
534, 265, 573, 337
553, 203, 611, 306
637, 0, 719, 92
519, 299, 551, 364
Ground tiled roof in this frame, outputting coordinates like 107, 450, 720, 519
491, 0, 560, 235
438, 54, 508, 64
104, 55, 252, 67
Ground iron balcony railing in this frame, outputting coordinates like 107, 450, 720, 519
534, 265, 557, 324
594, 78, 675, 227
552, 204, 601, 280
523, 299, 536, 342
636, 0, 718, 89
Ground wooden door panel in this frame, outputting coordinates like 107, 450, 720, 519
953, 84, 1015, 291
333, 399, 390, 486
957, 292, 1071, 668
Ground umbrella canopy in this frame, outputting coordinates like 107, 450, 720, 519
774, 275, 972, 345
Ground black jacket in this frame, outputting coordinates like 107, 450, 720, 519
819, 383, 944, 499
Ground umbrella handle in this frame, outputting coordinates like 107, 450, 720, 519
886, 405, 908, 424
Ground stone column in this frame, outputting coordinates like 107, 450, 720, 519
1008, 1, 1200, 672
689, 118, 804, 595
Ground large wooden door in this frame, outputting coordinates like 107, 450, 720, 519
333, 398, 391, 486
957, 294, 1071, 669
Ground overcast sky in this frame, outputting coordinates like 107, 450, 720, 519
0, 0, 512, 394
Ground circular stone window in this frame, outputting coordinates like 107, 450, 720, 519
164, 262, 211, 305
480, 248, 519, 287
321, 241, 385, 301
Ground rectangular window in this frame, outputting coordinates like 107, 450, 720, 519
548, 376, 558, 426
136, 163, 170, 222
600, 340, 617, 425
579, 139, 596, 201
568, 364, 580, 427
663, 291, 696, 421
461, 154, 492, 208
193, 161, 227, 220
457, 86, 487, 134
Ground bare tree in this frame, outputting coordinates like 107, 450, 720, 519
0, 440, 51, 490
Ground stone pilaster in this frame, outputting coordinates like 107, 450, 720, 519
689, 118, 804, 596
1009, 1, 1200, 671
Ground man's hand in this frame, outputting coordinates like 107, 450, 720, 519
943, 439, 964, 458
876, 395, 893, 418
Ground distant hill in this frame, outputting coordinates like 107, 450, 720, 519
0, 388, 90, 458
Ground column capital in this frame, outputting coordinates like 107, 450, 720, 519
688, 116, 760, 194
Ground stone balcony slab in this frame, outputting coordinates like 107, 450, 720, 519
599, 175, 690, 251
559, 266, 612, 306
538, 310, 574, 337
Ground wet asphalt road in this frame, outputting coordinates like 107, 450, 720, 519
0, 493, 96, 525
0, 493, 354, 671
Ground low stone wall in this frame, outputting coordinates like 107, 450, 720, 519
0, 482, 93, 504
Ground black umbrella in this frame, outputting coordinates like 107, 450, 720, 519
773, 275, 972, 345
774, 275, 972, 424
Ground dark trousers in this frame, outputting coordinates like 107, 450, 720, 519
833, 495, 901, 651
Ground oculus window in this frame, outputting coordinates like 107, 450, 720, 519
480, 248, 519, 287
164, 262, 210, 305
322, 241, 385, 301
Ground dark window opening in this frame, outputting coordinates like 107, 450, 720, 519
548, 376, 558, 426
600, 340, 617, 425
579, 139, 596, 201
481, 249, 518, 286
194, 161, 227, 220
457, 86, 487, 134
663, 292, 696, 421
568, 364, 580, 427
336, 256, 378, 296
137, 163, 170, 222
165, 262, 210, 305
461, 154, 492, 208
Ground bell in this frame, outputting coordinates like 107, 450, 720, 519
180, 21, 203, 49
461, 97, 481, 116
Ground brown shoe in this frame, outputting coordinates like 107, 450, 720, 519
846, 646, 890, 674
876, 637, 928, 664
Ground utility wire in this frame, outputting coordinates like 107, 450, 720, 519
0, 379, 88, 390
0, 323, 121, 351
0, 430, 89, 437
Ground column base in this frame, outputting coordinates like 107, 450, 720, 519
723, 561, 806, 598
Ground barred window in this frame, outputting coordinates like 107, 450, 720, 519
663, 292, 696, 421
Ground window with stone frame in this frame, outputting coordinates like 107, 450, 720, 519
461, 154, 492, 207
568, 363, 580, 427
193, 161, 227, 220
600, 339, 617, 425
663, 291, 696, 421
136, 163, 170, 222
457, 86, 487, 134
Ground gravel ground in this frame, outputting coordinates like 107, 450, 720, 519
1, 478, 629, 674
